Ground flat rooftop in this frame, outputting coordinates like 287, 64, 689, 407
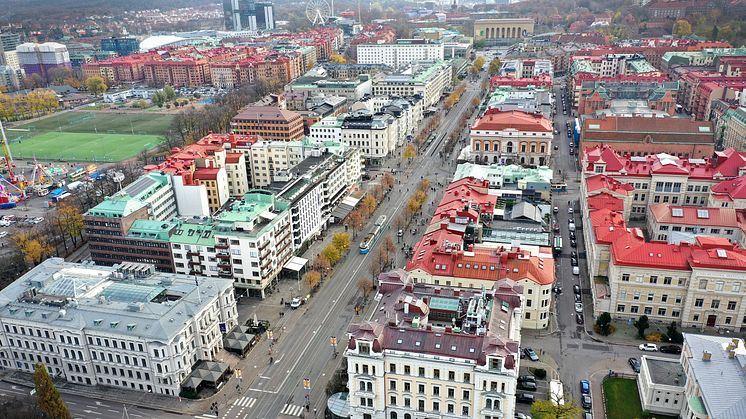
644, 356, 685, 387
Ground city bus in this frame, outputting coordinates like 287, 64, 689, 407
553, 236, 562, 255
359, 215, 387, 254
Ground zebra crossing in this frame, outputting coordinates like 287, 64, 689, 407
233, 396, 257, 408
193, 415, 217, 419
279, 403, 305, 417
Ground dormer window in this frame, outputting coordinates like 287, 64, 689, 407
594, 164, 605, 173
358, 342, 370, 355
489, 357, 503, 371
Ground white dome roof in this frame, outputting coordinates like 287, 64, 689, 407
139, 35, 187, 51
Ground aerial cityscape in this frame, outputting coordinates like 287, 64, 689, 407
0, 0, 745, 418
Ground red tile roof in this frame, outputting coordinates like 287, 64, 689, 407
192, 168, 221, 181
581, 116, 714, 144
711, 174, 746, 200
588, 193, 625, 212
472, 110, 553, 132
585, 173, 635, 196
611, 230, 693, 270
225, 153, 242, 164
649, 204, 739, 227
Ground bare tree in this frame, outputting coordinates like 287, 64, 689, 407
357, 277, 374, 299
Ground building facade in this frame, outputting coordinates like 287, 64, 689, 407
356, 39, 444, 70
372, 61, 452, 108
470, 110, 553, 166
0, 259, 238, 396
16, 42, 71, 79
223, 0, 275, 31
231, 106, 305, 141
473, 19, 535, 43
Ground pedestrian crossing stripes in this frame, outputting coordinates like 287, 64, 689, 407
233, 396, 257, 408
280, 403, 305, 417
193, 415, 218, 419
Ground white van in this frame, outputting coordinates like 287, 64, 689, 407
572, 266, 580, 275
569, 222, 576, 231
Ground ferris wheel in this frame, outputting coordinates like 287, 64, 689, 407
306, 0, 332, 25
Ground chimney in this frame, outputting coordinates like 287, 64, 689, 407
404, 303, 409, 314
729, 350, 736, 359
702, 350, 712, 361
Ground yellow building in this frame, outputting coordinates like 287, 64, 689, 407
474, 18, 535, 42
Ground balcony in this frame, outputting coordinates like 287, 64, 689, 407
258, 240, 270, 251
188, 260, 201, 266
215, 243, 229, 250
187, 251, 199, 257
217, 252, 230, 259
218, 271, 233, 278
218, 260, 231, 268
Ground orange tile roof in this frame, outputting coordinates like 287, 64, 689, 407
472, 110, 553, 132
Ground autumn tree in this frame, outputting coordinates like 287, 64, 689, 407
418, 179, 431, 192
361, 195, 378, 219
313, 254, 332, 276
34, 363, 72, 419
530, 397, 582, 419
321, 244, 342, 266
303, 270, 322, 289
332, 232, 351, 254
673, 19, 693, 37
329, 53, 347, 64
471, 96, 481, 108
357, 277, 374, 299
84, 75, 107, 95
394, 214, 408, 231
368, 255, 383, 280
488, 58, 502, 75
14, 231, 54, 266
403, 144, 416, 163
471, 56, 486, 74
345, 210, 364, 238
382, 235, 396, 260
56, 202, 84, 247
382, 173, 395, 191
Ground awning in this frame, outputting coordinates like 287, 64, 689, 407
284, 256, 308, 272
330, 195, 361, 222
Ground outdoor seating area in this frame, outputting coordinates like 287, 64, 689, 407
223, 326, 259, 357
180, 361, 231, 397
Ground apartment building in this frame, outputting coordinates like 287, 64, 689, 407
231, 106, 305, 141
647, 204, 745, 244
679, 334, 746, 419
356, 39, 444, 70
0, 259, 238, 396
576, 78, 678, 116
718, 106, 746, 151
142, 58, 212, 87
470, 110, 553, 167
346, 278, 523, 419
284, 74, 372, 111
372, 60, 452, 108
352, 95, 424, 147
16, 42, 71, 78
583, 145, 746, 216
499, 59, 553, 78
170, 191, 292, 298
570, 54, 661, 79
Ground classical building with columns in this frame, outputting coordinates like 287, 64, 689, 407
473, 19, 535, 44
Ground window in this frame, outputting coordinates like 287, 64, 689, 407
664, 277, 672, 285
433, 386, 440, 396
644, 307, 652, 315
462, 406, 469, 416
658, 308, 667, 316
650, 276, 658, 284
447, 403, 454, 414
716, 281, 724, 291
647, 293, 654, 302
617, 304, 626, 312
418, 400, 425, 412
448, 388, 455, 398
672, 310, 680, 318
622, 274, 630, 282
463, 390, 470, 400
390, 364, 396, 374
711, 300, 720, 309
630, 306, 639, 313
661, 294, 668, 303
390, 380, 396, 390
418, 384, 425, 394
404, 382, 410, 392
448, 371, 455, 381
699, 279, 708, 290
404, 365, 410, 375
734, 282, 742, 292
433, 369, 440, 379
695, 299, 704, 308
418, 367, 425, 377
432, 401, 439, 412
463, 373, 470, 383
728, 301, 737, 310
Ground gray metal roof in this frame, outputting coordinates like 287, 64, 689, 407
684, 334, 746, 419
642, 356, 685, 387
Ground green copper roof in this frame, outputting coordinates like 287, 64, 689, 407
688, 396, 707, 415
169, 222, 216, 246
86, 173, 171, 218
127, 219, 176, 241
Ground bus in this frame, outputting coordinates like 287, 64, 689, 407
359, 215, 387, 254
553, 236, 562, 255
67, 166, 87, 183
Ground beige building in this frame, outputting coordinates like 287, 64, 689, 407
473, 19, 535, 42
637, 356, 686, 417
346, 279, 523, 419
720, 107, 746, 152
470, 110, 553, 166
231, 106, 305, 141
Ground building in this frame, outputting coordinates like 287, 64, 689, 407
100, 38, 140, 57
16, 42, 71, 79
356, 39, 444, 70
719, 107, 746, 151
647, 204, 746, 244
0, 32, 20, 70
231, 106, 305, 141
580, 116, 715, 158
637, 356, 686, 416
679, 334, 746, 419
0, 65, 23, 91
346, 278, 523, 419
576, 78, 679, 116
473, 18, 535, 43
318, 63, 391, 79
453, 163, 553, 201
223, 0, 275, 31
0, 258, 238, 396
662, 47, 746, 69
570, 54, 661, 81
337, 110, 398, 162
372, 60, 452, 108
485, 86, 553, 118
284, 74, 372, 111
470, 110, 553, 166
170, 191, 292, 298
499, 59, 552, 78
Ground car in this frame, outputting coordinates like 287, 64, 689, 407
571, 258, 578, 266
553, 224, 560, 233
563, 110, 566, 115
573, 284, 581, 294
570, 148, 575, 155
575, 302, 584, 313
290, 297, 302, 309
0, 220, 9, 227
584, 413, 593, 419
569, 222, 576, 231
571, 251, 578, 259
576, 313, 584, 324
628, 357, 641, 373
553, 206, 559, 213
639, 343, 658, 352
554, 130, 559, 135
518, 381, 537, 391
523, 347, 539, 361
571, 239, 577, 248
516, 393, 535, 404
32, 217, 44, 223
581, 395, 592, 410
568, 207, 574, 214
580, 379, 590, 395
518, 375, 536, 384
572, 266, 580, 275
553, 145, 559, 150
515, 413, 532, 419
659, 345, 682, 354
397, 229, 403, 237
569, 231, 576, 240
574, 293, 582, 303
553, 286, 562, 294
0, 231, 7, 238
568, 217, 574, 225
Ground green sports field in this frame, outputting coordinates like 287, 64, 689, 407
4, 111, 173, 162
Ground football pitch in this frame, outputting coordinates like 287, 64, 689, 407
4, 111, 173, 162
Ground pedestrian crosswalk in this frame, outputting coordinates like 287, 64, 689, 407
280, 403, 305, 417
193, 415, 217, 419
233, 396, 257, 408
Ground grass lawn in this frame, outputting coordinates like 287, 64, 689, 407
603, 378, 679, 419
5, 111, 174, 140
8, 132, 162, 162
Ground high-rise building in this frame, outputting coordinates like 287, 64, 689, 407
0, 32, 20, 52
223, 0, 275, 31
16, 42, 71, 79
100, 37, 140, 56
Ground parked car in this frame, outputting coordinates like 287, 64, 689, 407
554, 145, 559, 150
0, 231, 7, 238
553, 224, 560, 233
628, 357, 641, 373
290, 297, 302, 309
553, 206, 559, 213
516, 393, 535, 404
659, 345, 682, 354
571, 239, 577, 248
576, 313, 584, 324
582, 395, 592, 410
575, 302, 583, 313
584, 413, 593, 419
572, 266, 580, 275
568, 207, 574, 214
574, 294, 582, 303
569, 222, 576, 231
552, 286, 562, 294
523, 347, 539, 361
573, 284, 581, 294
639, 343, 658, 352
570, 148, 575, 155
515, 413, 532, 419
518, 381, 537, 391
518, 375, 536, 384
569, 231, 576, 240
397, 229, 403, 237
571, 251, 577, 259
580, 380, 590, 395
571, 258, 578, 266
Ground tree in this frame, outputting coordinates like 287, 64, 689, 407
711, 25, 719, 41
163, 85, 176, 101
368, 255, 383, 280
84, 76, 107, 95
357, 277, 374, 299
382, 173, 395, 191
303, 270, 321, 289
666, 321, 684, 344
673, 19, 692, 37
313, 254, 331, 276
471, 56, 486, 74
329, 53, 347, 64
332, 232, 351, 254
488, 58, 501, 75
345, 210, 364, 238
151, 91, 165, 108
361, 195, 378, 219
471, 96, 480, 108
14, 231, 53, 266
34, 363, 72, 419
56, 202, 84, 247
596, 312, 612, 336
403, 144, 416, 162
321, 244, 342, 266
634, 315, 650, 339
418, 179, 431, 192
530, 397, 583, 419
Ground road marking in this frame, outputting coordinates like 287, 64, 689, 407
233, 396, 256, 407
86, 405, 99, 409
258, 375, 271, 379
130, 414, 143, 418
95, 401, 111, 408
106, 409, 119, 413
248, 387, 275, 394
193, 415, 218, 419
280, 403, 304, 417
